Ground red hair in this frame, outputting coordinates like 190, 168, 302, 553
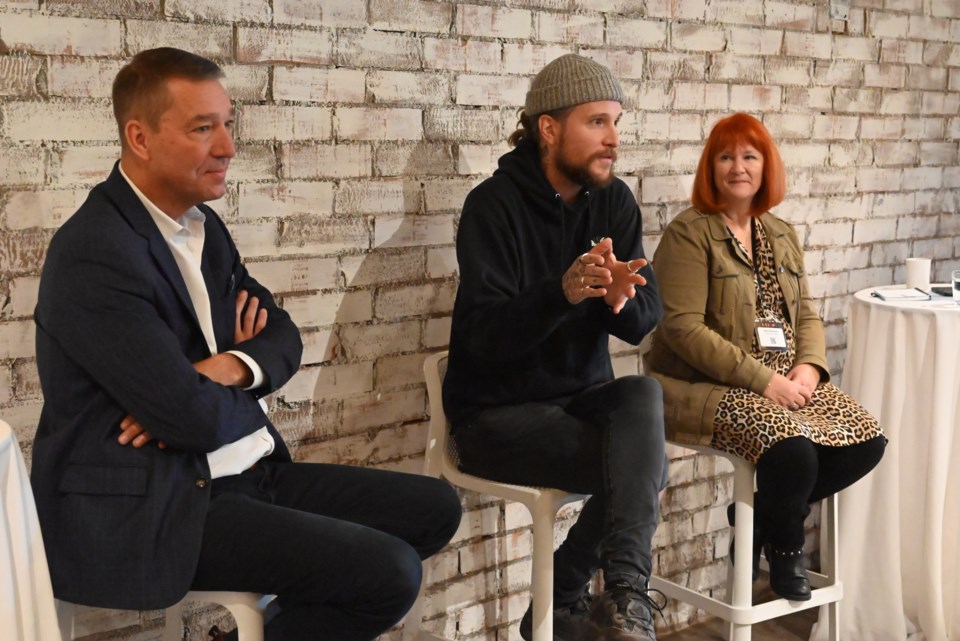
691, 113, 786, 217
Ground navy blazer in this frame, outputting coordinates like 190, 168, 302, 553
31, 164, 303, 609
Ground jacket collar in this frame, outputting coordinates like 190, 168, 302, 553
701, 208, 791, 241
97, 162, 201, 329
703, 209, 731, 242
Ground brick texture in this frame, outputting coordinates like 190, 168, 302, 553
1, 1, 958, 639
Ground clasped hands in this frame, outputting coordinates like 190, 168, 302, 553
117, 289, 267, 449
562, 237, 648, 314
762, 363, 821, 411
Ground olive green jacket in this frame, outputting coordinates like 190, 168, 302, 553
647, 207, 829, 445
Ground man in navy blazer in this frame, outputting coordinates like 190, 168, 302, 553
31, 48, 461, 641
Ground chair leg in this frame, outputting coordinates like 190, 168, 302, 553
530, 495, 557, 641
166, 593, 266, 641
55, 600, 75, 641
822, 494, 840, 641
726, 460, 756, 641
225, 602, 264, 641
163, 599, 187, 641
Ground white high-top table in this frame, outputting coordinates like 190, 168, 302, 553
812, 286, 960, 641
0, 420, 62, 641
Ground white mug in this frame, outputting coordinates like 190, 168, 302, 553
905, 257, 932, 291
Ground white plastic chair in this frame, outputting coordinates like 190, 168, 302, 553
163, 591, 272, 641
648, 443, 842, 641
422, 351, 586, 641
57, 590, 272, 641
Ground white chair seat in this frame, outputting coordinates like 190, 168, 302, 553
164, 591, 272, 641
422, 351, 586, 641
57, 590, 271, 641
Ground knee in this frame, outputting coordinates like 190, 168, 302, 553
607, 376, 665, 432
758, 437, 818, 483
379, 542, 424, 617
611, 374, 662, 402
433, 482, 463, 546
864, 435, 887, 470
415, 479, 463, 559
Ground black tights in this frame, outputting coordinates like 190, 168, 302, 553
755, 435, 886, 549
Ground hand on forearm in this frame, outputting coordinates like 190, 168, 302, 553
117, 414, 166, 449
194, 353, 253, 388
235, 289, 267, 344
200, 289, 265, 388
786, 363, 821, 394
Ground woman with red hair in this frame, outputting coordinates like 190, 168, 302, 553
647, 113, 885, 601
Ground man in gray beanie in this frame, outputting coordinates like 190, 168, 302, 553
443, 54, 668, 640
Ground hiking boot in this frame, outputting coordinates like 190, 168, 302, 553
589, 578, 665, 641
519, 588, 598, 641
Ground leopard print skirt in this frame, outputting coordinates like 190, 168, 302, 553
710, 220, 883, 463
711, 382, 883, 464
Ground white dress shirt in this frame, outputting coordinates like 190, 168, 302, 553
119, 165, 274, 478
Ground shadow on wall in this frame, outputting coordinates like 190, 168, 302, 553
270, 141, 461, 471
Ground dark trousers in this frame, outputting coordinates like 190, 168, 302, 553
190, 461, 462, 641
452, 376, 667, 604
755, 435, 886, 548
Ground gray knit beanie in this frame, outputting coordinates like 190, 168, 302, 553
524, 54, 625, 117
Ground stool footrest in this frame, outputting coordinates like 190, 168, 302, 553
650, 575, 842, 625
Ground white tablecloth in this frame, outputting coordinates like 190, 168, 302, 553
0, 420, 62, 641
812, 287, 960, 641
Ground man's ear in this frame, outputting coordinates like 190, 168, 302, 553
538, 113, 560, 148
124, 119, 151, 161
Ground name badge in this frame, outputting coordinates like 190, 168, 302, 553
755, 319, 787, 351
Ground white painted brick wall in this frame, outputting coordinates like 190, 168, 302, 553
240, 105, 333, 141
536, 11, 604, 45
646, 0, 707, 20
274, 0, 366, 28
784, 31, 833, 59
0, 13, 124, 55
338, 31, 422, 71
671, 23, 725, 51
503, 43, 574, 75
237, 26, 335, 65
608, 17, 669, 48
126, 19, 232, 58
337, 107, 422, 141
369, 0, 450, 33
456, 4, 531, 40
673, 82, 726, 111
273, 67, 366, 103
2, 101, 115, 141
2, 2, 959, 639
423, 38, 502, 74
455, 74, 527, 107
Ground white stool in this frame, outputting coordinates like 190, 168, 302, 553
57, 591, 271, 641
164, 591, 271, 641
649, 443, 842, 641
422, 351, 586, 641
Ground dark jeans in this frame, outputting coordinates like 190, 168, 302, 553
755, 435, 886, 548
453, 376, 667, 604
190, 461, 462, 641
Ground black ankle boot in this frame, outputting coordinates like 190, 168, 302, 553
726, 503, 763, 582
764, 545, 811, 601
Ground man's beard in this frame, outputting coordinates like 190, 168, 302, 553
554, 145, 618, 191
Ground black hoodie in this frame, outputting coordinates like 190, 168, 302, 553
442, 139, 663, 426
